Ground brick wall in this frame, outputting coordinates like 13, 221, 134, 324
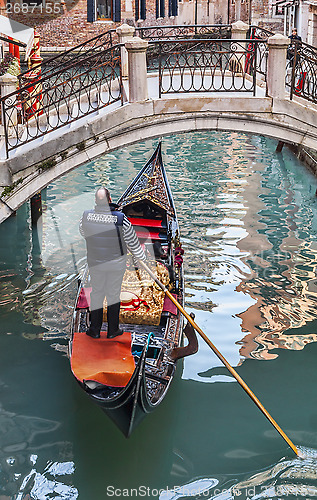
3, 0, 180, 47
3, 0, 116, 47
251, 0, 283, 32
1, 0, 282, 48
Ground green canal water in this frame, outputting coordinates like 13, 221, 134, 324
1, 131, 317, 499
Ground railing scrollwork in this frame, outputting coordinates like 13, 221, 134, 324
136, 24, 231, 40
1, 23, 317, 160
287, 41, 317, 104
151, 39, 262, 96
1, 44, 123, 157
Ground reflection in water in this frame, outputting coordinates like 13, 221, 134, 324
159, 450, 317, 500
3, 133, 317, 365
159, 478, 219, 500
16, 458, 78, 500
0, 405, 77, 499
1, 132, 317, 497
236, 148, 317, 361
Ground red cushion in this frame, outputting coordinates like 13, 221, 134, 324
128, 217, 165, 228
76, 287, 92, 309
162, 294, 178, 315
71, 331, 135, 387
135, 228, 166, 240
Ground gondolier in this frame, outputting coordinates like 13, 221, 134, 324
71, 144, 193, 437
79, 187, 146, 339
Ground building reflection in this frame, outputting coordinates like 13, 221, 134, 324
234, 142, 317, 361
159, 448, 317, 500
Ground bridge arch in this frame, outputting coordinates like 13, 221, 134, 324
1, 94, 317, 223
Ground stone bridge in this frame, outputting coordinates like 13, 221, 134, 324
0, 23, 316, 222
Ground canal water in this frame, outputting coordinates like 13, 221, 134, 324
1, 131, 317, 499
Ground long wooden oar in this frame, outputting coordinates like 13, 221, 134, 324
139, 259, 299, 456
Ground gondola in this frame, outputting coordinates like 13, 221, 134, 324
69, 143, 197, 437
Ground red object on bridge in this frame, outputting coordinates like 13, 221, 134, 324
23, 71, 40, 119
13, 43, 20, 62
295, 72, 307, 93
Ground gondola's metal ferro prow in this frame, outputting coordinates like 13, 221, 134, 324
138, 259, 299, 457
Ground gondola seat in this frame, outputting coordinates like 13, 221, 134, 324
104, 262, 170, 326
128, 217, 168, 242
128, 217, 167, 228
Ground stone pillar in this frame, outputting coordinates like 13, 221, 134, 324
231, 20, 249, 40
267, 34, 290, 99
0, 73, 18, 126
116, 24, 135, 79
231, 21, 249, 73
125, 37, 148, 103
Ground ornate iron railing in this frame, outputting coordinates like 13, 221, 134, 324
137, 24, 231, 40
19, 29, 117, 85
7, 24, 317, 159
22, 25, 230, 84
245, 39, 268, 80
288, 41, 317, 104
1, 44, 122, 157
247, 26, 274, 81
142, 25, 232, 73
249, 25, 274, 40
151, 39, 262, 96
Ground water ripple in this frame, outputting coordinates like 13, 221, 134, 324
1, 132, 317, 369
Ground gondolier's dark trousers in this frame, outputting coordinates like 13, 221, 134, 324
89, 256, 126, 334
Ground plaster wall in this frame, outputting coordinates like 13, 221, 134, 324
307, 8, 317, 46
